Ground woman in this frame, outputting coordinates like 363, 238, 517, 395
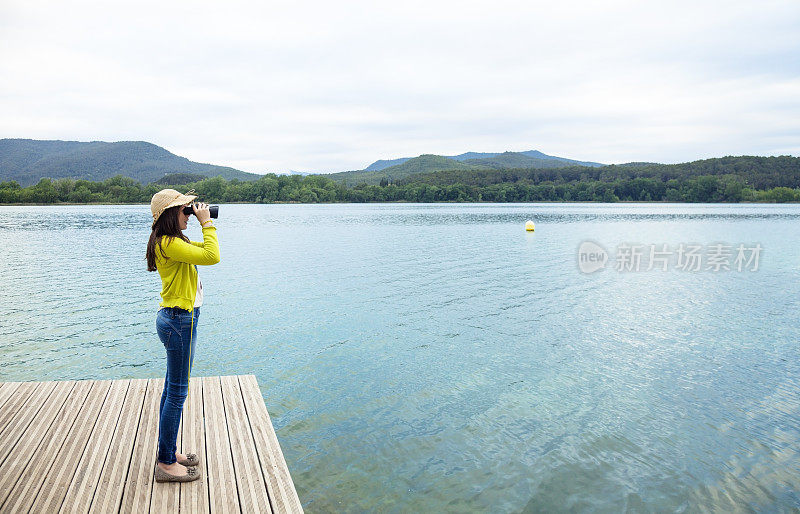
146, 188, 220, 483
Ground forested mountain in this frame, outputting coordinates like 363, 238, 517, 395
2, 155, 799, 204
364, 157, 415, 171
463, 151, 600, 170
328, 154, 485, 185
0, 139, 260, 186
3, 139, 795, 204
361, 149, 602, 173
454, 150, 602, 167
398, 155, 800, 191
329, 151, 604, 185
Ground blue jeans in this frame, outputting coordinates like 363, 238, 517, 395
156, 306, 199, 464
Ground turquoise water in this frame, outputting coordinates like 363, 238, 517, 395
1, 203, 799, 512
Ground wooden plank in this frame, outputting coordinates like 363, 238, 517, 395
0, 380, 93, 514
0, 382, 21, 413
87, 378, 148, 514
203, 375, 240, 514
59, 379, 129, 513
0, 380, 75, 507
0, 382, 42, 462
239, 374, 303, 513
0, 381, 58, 467
180, 376, 210, 514
27, 380, 113, 514
0, 381, 41, 441
150, 379, 181, 514
120, 378, 163, 514
221, 375, 272, 513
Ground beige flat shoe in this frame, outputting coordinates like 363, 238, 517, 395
178, 453, 199, 467
155, 464, 201, 483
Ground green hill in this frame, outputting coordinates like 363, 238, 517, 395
325, 154, 491, 185
464, 151, 589, 169
363, 149, 603, 171
2, 154, 799, 204
326, 151, 605, 185
0, 139, 261, 186
398, 155, 800, 191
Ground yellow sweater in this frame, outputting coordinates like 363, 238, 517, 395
155, 226, 220, 311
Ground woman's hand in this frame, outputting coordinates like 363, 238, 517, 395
192, 202, 212, 225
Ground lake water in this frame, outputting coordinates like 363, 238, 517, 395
1, 203, 799, 512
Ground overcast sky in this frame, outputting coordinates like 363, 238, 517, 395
1, 0, 798, 174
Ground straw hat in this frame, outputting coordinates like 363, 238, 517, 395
150, 188, 197, 226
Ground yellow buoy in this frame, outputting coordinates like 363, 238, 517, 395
525, 220, 535, 232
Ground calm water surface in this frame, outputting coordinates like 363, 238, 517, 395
1, 203, 799, 512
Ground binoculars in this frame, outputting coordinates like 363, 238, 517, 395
183, 204, 219, 218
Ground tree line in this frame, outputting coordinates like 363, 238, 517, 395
1, 168, 800, 204
396, 156, 800, 189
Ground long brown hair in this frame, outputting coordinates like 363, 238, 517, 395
146, 205, 190, 271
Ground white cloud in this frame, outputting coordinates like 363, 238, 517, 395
1, 0, 798, 173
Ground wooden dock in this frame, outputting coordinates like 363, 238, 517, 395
0, 375, 303, 513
